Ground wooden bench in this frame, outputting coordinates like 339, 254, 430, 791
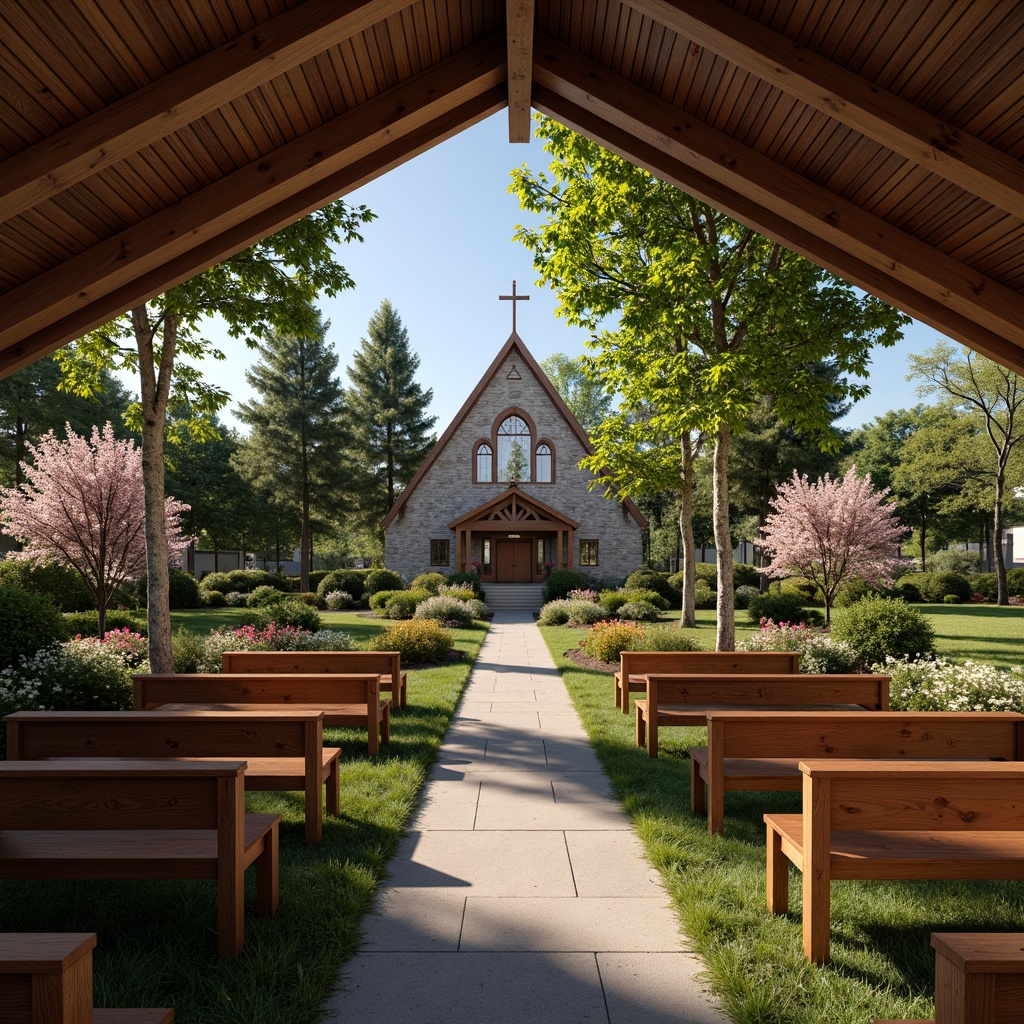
6, 709, 338, 846
222, 650, 408, 709
635, 673, 890, 757
0, 932, 173, 1023
0, 759, 279, 958
690, 710, 1024, 835
765, 760, 1024, 964
133, 672, 389, 755
614, 650, 800, 713
876, 932, 1024, 1024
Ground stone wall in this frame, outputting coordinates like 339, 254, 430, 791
385, 348, 643, 584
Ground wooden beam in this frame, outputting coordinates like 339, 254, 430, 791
0, 0, 416, 223
0, 85, 506, 378
506, 0, 535, 142
532, 36, 1024, 358
0, 35, 506, 356
623, 0, 1024, 221
532, 84, 1024, 376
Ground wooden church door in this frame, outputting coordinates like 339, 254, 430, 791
496, 540, 533, 582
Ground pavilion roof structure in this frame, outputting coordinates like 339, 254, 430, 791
2, 0, 1024, 378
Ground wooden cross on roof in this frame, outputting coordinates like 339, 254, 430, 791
499, 279, 529, 333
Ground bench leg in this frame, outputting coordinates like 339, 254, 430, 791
635, 706, 646, 749
690, 764, 707, 817
218, 859, 245, 958
648, 717, 658, 759
305, 782, 322, 846
614, 677, 620, 710
765, 823, 789, 915
326, 757, 341, 818
367, 713, 379, 756
401, 677, 407, 710
381, 703, 390, 746
257, 821, 280, 919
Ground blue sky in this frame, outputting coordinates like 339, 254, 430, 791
202, 110, 942, 437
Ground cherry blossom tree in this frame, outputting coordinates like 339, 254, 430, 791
0, 423, 189, 638
759, 466, 906, 626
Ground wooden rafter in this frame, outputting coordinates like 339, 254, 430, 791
506, 0, 535, 142
0, 0, 417, 224
0, 35, 507, 365
532, 36, 1024, 367
623, 0, 1024, 222
0, 87, 506, 376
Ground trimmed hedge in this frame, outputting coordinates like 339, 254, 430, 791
316, 569, 368, 601
831, 594, 935, 665
0, 584, 65, 669
364, 568, 405, 596
623, 570, 679, 606
60, 609, 147, 641
0, 559, 94, 612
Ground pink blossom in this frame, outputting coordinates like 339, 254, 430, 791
759, 466, 906, 626
0, 423, 190, 635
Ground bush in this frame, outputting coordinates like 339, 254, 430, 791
616, 600, 660, 622
733, 563, 760, 588
777, 576, 822, 604
167, 568, 202, 609
171, 628, 206, 674
244, 598, 322, 632
0, 584, 65, 670
582, 621, 646, 663
60, 609, 147, 641
324, 590, 354, 610
599, 590, 630, 615
885, 656, 1024, 712
384, 594, 420, 620
668, 564, 718, 593
892, 574, 924, 602
316, 569, 367, 601
537, 599, 605, 626
365, 568, 405, 596
831, 595, 935, 666
926, 571, 972, 603
746, 591, 807, 626
203, 589, 227, 607
943, 593, 961, 604
621, 588, 669, 611
734, 584, 760, 610
639, 626, 701, 652
411, 572, 448, 595
464, 598, 489, 620
692, 580, 717, 610
369, 619, 453, 663
623, 569, 679, 606
927, 548, 981, 574
308, 570, 331, 592
247, 585, 287, 608
293, 591, 326, 609
200, 569, 288, 595
437, 584, 476, 601
834, 577, 880, 608
739, 619, 860, 674
0, 559, 94, 612
371, 588, 427, 612
413, 595, 474, 627
543, 569, 592, 602
224, 591, 248, 607
1008, 567, 1024, 598
967, 572, 998, 601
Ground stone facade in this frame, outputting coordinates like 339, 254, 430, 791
384, 336, 644, 585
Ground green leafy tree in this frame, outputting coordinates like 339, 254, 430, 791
235, 308, 350, 591
539, 352, 613, 433
0, 355, 132, 487
54, 202, 374, 671
511, 119, 907, 649
908, 344, 1024, 603
345, 300, 436, 541
505, 439, 528, 483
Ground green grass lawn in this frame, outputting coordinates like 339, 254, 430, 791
540, 624, 1024, 1024
0, 612, 488, 1024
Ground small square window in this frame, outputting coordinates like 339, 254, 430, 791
579, 540, 599, 566
430, 539, 450, 566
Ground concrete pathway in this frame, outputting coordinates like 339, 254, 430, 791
323, 611, 729, 1024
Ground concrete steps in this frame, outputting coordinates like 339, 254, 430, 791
484, 583, 546, 611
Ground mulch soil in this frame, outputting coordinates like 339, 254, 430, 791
565, 647, 616, 673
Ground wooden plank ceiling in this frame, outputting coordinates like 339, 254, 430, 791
2, 0, 1024, 377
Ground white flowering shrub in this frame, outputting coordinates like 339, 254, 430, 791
414, 595, 474, 627
883, 656, 1024, 712
738, 618, 860, 674
324, 589, 354, 610
0, 640, 134, 752
224, 591, 248, 607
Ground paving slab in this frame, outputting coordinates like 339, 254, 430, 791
358, 889, 467, 951
598, 952, 727, 1024
566, 830, 666, 897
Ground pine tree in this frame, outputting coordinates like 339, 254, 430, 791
346, 300, 437, 537
235, 308, 349, 591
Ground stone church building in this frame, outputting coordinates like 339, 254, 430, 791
381, 329, 646, 593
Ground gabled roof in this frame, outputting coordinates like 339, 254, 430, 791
449, 485, 580, 531
381, 330, 647, 529
3, 2, 1024, 378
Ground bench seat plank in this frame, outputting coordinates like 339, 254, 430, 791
156, 701, 388, 737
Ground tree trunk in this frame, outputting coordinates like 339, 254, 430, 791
678, 433, 697, 628
300, 483, 311, 592
132, 304, 174, 674
713, 423, 735, 651
994, 469, 1008, 605
919, 507, 927, 570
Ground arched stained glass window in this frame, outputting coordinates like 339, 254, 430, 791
535, 443, 552, 483
497, 415, 531, 482
476, 442, 493, 482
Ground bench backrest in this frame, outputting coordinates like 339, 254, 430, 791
0, 759, 245, 834
133, 672, 380, 710
222, 650, 402, 687
646, 673, 889, 712
5, 710, 324, 761
799, 759, 1024, 832
706, 710, 1024, 761
620, 650, 800, 677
